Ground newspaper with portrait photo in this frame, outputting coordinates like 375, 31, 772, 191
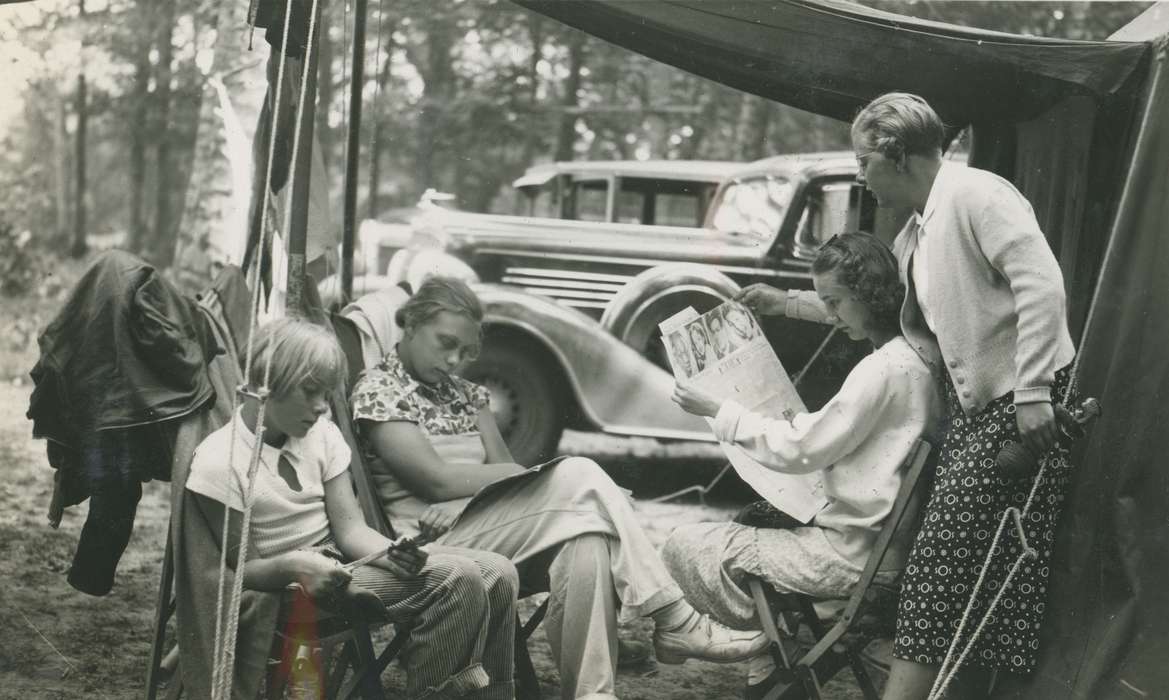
660, 301, 827, 523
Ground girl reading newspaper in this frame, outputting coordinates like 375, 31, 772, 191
665, 233, 941, 696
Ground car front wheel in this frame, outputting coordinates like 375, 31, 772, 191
463, 340, 566, 467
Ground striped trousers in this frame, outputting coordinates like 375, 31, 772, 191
347, 546, 518, 700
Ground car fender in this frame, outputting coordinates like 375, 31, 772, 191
600, 263, 741, 351
475, 283, 714, 442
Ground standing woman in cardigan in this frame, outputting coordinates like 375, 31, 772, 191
740, 93, 1077, 698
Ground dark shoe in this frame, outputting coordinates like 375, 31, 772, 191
653, 612, 769, 665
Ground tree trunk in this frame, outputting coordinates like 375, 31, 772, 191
724, 91, 747, 160
127, 0, 152, 252
519, 14, 544, 167
415, 15, 456, 195
740, 96, 774, 160
316, 3, 336, 167
150, 0, 177, 265
367, 21, 395, 218
553, 33, 586, 162
679, 79, 717, 159
54, 90, 70, 245
70, 0, 88, 259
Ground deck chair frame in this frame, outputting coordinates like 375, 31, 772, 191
263, 587, 412, 700
144, 492, 411, 700
746, 439, 933, 700
144, 289, 549, 700
330, 311, 549, 700
144, 286, 407, 700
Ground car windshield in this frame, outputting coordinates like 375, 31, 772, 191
710, 176, 791, 241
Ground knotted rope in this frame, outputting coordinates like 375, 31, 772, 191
208, 0, 320, 694
927, 351, 1087, 699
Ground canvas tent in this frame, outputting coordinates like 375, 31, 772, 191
516, 2, 1169, 699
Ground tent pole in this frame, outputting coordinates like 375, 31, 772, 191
342, 0, 368, 303
286, 0, 323, 316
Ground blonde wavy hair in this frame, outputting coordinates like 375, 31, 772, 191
247, 317, 347, 399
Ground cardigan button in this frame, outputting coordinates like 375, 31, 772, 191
948, 360, 958, 368
962, 390, 972, 398
956, 376, 966, 385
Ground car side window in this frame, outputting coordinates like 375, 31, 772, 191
654, 192, 703, 228
572, 180, 609, 222
614, 178, 708, 227
615, 187, 647, 224
517, 184, 558, 218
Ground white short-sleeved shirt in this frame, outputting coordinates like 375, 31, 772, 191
186, 410, 352, 558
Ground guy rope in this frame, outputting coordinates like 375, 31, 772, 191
208, 0, 321, 694
928, 369, 1098, 700
927, 274, 1112, 700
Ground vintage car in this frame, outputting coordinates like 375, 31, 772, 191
350, 161, 737, 291
352, 151, 915, 466
511, 159, 741, 227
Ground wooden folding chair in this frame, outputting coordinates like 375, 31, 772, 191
330, 311, 549, 700
144, 492, 412, 700
143, 288, 410, 700
742, 439, 934, 700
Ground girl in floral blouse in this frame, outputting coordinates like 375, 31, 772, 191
351, 277, 768, 700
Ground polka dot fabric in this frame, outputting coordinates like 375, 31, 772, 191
893, 366, 1075, 673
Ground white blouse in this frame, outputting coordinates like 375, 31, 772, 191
712, 336, 940, 567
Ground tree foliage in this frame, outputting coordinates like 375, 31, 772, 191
0, 0, 1152, 262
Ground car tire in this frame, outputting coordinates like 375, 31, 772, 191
623, 292, 724, 371
463, 341, 565, 467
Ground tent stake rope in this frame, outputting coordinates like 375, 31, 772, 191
928, 363, 1084, 700
207, 0, 318, 693
930, 64, 1169, 694
932, 40, 1169, 699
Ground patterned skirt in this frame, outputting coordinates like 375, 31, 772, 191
893, 366, 1076, 673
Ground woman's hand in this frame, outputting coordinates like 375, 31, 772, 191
736, 284, 787, 316
1016, 401, 1058, 454
672, 380, 722, 418
418, 499, 468, 544
294, 551, 353, 598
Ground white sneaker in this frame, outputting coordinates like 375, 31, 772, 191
653, 612, 769, 665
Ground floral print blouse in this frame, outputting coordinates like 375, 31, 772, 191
350, 348, 491, 436
349, 348, 492, 532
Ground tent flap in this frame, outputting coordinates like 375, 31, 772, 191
517, 0, 1149, 125
1005, 44, 1169, 700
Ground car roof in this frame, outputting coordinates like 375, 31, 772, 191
723, 151, 858, 181
514, 159, 742, 188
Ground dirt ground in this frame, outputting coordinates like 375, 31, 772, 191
0, 266, 873, 700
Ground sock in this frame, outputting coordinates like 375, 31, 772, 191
648, 598, 698, 631
747, 654, 777, 685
